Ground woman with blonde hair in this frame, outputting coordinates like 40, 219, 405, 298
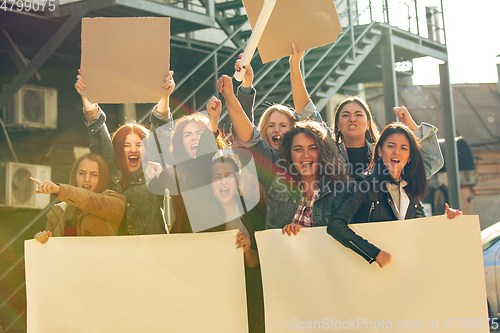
33, 153, 125, 243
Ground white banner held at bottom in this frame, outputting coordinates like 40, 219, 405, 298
255, 215, 487, 332
25, 231, 248, 333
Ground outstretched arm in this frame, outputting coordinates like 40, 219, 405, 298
30, 177, 126, 227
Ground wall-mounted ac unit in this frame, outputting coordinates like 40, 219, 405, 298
3, 85, 57, 130
0, 162, 51, 209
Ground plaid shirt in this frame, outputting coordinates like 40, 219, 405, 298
292, 183, 321, 227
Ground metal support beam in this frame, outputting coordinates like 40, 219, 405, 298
54, 0, 113, 17
0, 28, 28, 71
198, 0, 243, 48
439, 62, 461, 210
116, 0, 217, 28
380, 30, 398, 125
348, 0, 356, 60
0, 28, 41, 81
0, 11, 85, 111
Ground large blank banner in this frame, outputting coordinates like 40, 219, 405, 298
255, 215, 488, 332
25, 231, 248, 333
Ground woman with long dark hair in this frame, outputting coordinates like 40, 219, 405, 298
326, 123, 462, 267
33, 153, 125, 243
333, 96, 443, 178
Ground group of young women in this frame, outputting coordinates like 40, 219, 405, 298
32, 43, 462, 332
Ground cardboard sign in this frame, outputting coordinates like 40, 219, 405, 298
242, 0, 343, 63
25, 231, 248, 332
255, 215, 488, 332
81, 17, 170, 104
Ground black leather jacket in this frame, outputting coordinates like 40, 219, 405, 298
326, 174, 425, 263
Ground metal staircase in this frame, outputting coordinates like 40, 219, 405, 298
250, 23, 384, 116
174, 0, 447, 124
0, 0, 448, 331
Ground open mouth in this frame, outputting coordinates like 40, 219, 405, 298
348, 124, 357, 129
219, 187, 230, 197
301, 162, 314, 169
128, 155, 140, 167
272, 135, 281, 145
390, 158, 400, 165
82, 184, 92, 191
191, 143, 198, 154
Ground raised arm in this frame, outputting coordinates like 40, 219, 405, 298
393, 106, 444, 178
289, 43, 310, 113
150, 71, 176, 133
217, 75, 254, 143
235, 54, 256, 125
75, 70, 115, 166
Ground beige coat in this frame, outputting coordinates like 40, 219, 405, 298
45, 184, 126, 236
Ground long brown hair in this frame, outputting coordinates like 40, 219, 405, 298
169, 113, 229, 233
279, 121, 348, 189
257, 104, 296, 147
370, 123, 427, 202
64, 153, 111, 225
333, 96, 380, 144
111, 123, 149, 190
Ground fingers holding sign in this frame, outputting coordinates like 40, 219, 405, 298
29, 177, 61, 195
75, 69, 86, 96
282, 223, 303, 236
235, 53, 253, 88
289, 42, 305, 68
34, 231, 53, 244
236, 231, 251, 254
161, 70, 175, 97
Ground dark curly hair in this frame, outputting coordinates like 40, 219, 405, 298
279, 121, 348, 188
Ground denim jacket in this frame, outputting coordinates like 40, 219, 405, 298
241, 128, 345, 230
84, 107, 168, 235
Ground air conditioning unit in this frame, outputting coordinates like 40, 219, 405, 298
0, 162, 51, 209
3, 85, 57, 129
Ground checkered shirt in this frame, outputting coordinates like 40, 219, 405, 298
291, 184, 321, 227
